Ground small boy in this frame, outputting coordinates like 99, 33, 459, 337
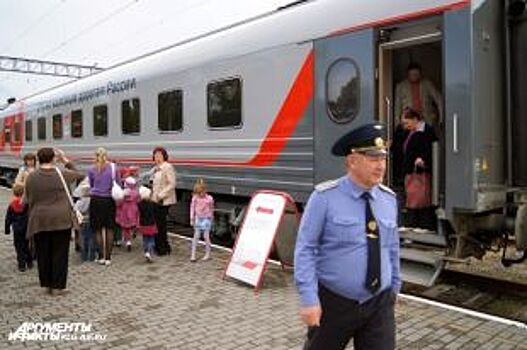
138, 186, 157, 263
73, 178, 97, 262
4, 184, 33, 272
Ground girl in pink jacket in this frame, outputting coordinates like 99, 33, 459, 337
190, 179, 214, 262
115, 177, 140, 251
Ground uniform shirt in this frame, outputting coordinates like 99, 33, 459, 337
294, 175, 401, 306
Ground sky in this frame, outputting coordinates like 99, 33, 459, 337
0, 0, 292, 103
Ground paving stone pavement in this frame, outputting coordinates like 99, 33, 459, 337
1, 187, 526, 349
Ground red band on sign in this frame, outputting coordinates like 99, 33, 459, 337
243, 261, 258, 270
256, 207, 274, 215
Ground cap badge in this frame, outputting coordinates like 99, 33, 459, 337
368, 220, 377, 231
374, 137, 385, 148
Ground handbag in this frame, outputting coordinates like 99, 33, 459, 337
111, 163, 124, 201
55, 167, 83, 230
404, 170, 432, 209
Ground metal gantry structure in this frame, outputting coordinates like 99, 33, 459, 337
0, 55, 103, 79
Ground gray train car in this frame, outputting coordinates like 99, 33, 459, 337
1, 0, 526, 285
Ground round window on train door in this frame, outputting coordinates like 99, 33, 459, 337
326, 58, 360, 123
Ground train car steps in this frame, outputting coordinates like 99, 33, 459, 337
399, 228, 448, 247
400, 247, 446, 287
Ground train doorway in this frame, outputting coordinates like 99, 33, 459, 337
377, 19, 444, 231
1, 114, 23, 153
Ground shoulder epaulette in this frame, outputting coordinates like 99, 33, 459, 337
315, 179, 339, 192
378, 183, 396, 196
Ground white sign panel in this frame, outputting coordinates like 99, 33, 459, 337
225, 192, 287, 287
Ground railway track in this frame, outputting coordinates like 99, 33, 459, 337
403, 269, 527, 323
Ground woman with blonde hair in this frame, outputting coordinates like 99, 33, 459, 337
190, 178, 214, 262
88, 147, 120, 266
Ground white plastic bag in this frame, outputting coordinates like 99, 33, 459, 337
110, 163, 124, 201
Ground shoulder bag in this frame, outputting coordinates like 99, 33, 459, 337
55, 167, 83, 230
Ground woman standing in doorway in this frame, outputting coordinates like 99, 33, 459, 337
88, 147, 120, 266
150, 147, 176, 256
401, 107, 438, 230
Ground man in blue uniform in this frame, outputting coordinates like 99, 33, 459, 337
294, 123, 401, 350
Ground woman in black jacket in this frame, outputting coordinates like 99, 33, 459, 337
400, 108, 438, 230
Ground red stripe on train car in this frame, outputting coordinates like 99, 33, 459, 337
330, 0, 470, 37
248, 50, 314, 167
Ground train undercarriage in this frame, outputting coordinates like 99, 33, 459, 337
164, 184, 527, 287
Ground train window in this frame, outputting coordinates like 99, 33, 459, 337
37, 117, 46, 140
158, 90, 183, 132
207, 78, 242, 128
326, 59, 360, 123
52, 114, 63, 139
25, 120, 33, 142
122, 98, 140, 134
93, 105, 108, 137
13, 121, 21, 142
71, 109, 83, 138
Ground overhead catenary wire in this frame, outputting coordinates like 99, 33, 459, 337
40, 0, 141, 59
78, 0, 215, 63
78, 0, 290, 64
0, 0, 66, 53
85, 0, 316, 74
0, 0, 307, 101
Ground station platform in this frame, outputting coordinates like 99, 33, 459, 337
0, 189, 526, 349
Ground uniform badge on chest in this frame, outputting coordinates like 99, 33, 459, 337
367, 220, 378, 239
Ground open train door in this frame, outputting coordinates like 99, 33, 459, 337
0, 112, 23, 186
314, 29, 376, 183
443, 7, 478, 260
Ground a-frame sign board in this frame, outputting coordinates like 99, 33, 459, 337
223, 190, 299, 292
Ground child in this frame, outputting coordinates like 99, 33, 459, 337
4, 184, 33, 272
73, 178, 97, 262
190, 178, 214, 262
115, 177, 140, 251
138, 186, 157, 263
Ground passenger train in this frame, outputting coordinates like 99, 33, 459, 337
1, 0, 526, 284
